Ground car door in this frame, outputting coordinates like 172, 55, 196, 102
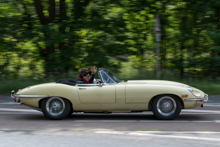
78, 84, 116, 103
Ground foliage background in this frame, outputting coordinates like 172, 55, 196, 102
1, 0, 220, 94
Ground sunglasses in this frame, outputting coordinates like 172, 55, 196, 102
84, 74, 91, 77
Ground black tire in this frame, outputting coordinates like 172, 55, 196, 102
152, 95, 182, 120
41, 97, 71, 120
68, 109, 74, 116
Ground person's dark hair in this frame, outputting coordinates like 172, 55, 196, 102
79, 68, 91, 78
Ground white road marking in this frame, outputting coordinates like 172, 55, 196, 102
96, 131, 220, 142
191, 121, 213, 123
96, 131, 124, 134
182, 109, 220, 114
180, 113, 217, 114
214, 120, 220, 123
139, 120, 191, 122
72, 120, 219, 123
128, 132, 220, 141
1, 108, 220, 123
204, 103, 220, 107
0, 102, 19, 105
204, 105, 220, 107
0, 108, 40, 113
73, 120, 137, 122
2, 108, 220, 113
205, 103, 220, 105
128, 131, 220, 134
0, 112, 40, 115
1, 108, 220, 114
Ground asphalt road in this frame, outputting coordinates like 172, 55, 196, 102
0, 94, 220, 146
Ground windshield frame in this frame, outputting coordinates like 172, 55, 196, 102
98, 68, 122, 84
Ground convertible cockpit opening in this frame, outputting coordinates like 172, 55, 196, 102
76, 68, 121, 86
56, 78, 77, 85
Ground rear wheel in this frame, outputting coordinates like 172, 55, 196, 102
41, 97, 71, 120
152, 95, 182, 120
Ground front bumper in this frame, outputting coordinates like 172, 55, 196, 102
184, 94, 209, 102
11, 90, 20, 102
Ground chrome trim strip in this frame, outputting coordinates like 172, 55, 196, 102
184, 94, 208, 102
204, 94, 209, 102
11, 90, 48, 99
184, 98, 205, 101
77, 83, 116, 86
13, 94, 49, 98
77, 84, 100, 86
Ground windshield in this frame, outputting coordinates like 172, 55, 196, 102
100, 71, 115, 83
104, 70, 121, 83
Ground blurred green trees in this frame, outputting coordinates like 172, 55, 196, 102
0, 0, 220, 79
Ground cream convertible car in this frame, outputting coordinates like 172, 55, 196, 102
11, 68, 208, 120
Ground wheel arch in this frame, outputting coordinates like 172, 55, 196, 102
38, 97, 73, 112
148, 94, 184, 110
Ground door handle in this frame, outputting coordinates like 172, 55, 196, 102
79, 88, 86, 90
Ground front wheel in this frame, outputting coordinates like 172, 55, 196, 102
152, 95, 182, 120
41, 97, 71, 120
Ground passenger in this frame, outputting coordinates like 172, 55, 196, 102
77, 66, 97, 84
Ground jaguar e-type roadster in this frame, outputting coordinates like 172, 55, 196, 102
11, 68, 208, 120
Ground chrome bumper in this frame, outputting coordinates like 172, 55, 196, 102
11, 90, 15, 98
184, 94, 208, 102
11, 90, 20, 102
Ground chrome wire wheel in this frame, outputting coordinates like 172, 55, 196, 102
46, 97, 65, 116
156, 96, 176, 116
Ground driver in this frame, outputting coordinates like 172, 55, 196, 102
77, 66, 97, 84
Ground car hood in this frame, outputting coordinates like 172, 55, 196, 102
126, 80, 188, 87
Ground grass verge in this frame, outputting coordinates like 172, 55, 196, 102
1, 70, 220, 95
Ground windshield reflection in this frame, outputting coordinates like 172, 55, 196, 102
104, 70, 121, 83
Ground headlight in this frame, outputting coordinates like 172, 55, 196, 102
184, 86, 201, 97
186, 87, 193, 93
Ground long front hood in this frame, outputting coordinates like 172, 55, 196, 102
127, 80, 188, 87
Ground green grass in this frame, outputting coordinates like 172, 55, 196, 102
1, 69, 220, 95
185, 82, 220, 95
0, 78, 50, 94
117, 66, 220, 95
0, 72, 79, 94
